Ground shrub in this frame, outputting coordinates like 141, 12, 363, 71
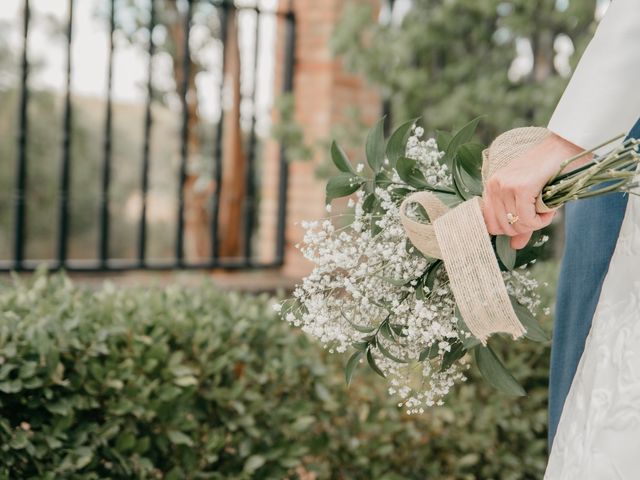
0, 267, 556, 479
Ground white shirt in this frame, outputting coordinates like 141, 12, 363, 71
547, 0, 640, 152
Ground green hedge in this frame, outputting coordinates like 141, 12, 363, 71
0, 269, 556, 479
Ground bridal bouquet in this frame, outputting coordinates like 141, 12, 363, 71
275, 117, 640, 414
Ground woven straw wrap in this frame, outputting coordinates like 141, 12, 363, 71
400, 126, 557, 345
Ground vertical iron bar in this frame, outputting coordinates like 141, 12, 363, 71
242, 7, 261, 265
57, 0, 75, 267
139, 0, 156, 266
99, 0, 116, 267
13, 0, 30, 270
211, 1, 229, 262
275, 11, 295, 263
176, 0, 194, 265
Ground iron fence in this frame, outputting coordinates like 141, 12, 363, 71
2, 0, 295, 272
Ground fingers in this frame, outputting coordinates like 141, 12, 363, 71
483, 178, 518, 236
482, 177, 558, 242
480, 197, 501, 236
510, 231, 532, 250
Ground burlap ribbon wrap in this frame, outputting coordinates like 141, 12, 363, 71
400, 127, 557, 345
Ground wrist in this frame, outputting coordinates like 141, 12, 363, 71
542, 132, 593, 173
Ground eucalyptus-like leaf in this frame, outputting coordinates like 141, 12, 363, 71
325, 173, 363, 203
454, 305, 481, 349
440, 341, 466, 372
419, 343, 440, 362
377, 339, 408, 364
452, 158, 482, 200
366, 348, 386, 378
474, 345, 526, 396
345, 350, 363, 387
396, 156, 427, 187
375, 171, 393, 188
424, 260, 442, 291
495, 235, 516, 270
510, 297, 549, 342
366, 117, 386, 173
389, 323, 408, 337
362, 193, 378, 213
434, 191, 463, 208
351, 341, 369, 351
341, 312, 376, 334
436, 130, 453, 153
456, 143, 484, 179
443, 117, 483, 168
396, 156, 457, 194
386, 118, 419, 168
378, 321, 396, 343
331, 141, 356, 174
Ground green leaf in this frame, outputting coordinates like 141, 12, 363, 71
424, 260, 442, 291
434, 190, 463, 208
362, 193, 378, 213
436, 130, 453, 152
378, 320, 397, 342
452, 158, 483, 200
325, 173, 363, 203
341, 312, 376, 334
331, 141, 355, 174
396, 156, 422, 185
396, 156, 458, 194
386, 118, 419, 168
456, 143, 484, 179
366, 117, 386, 173
389, 323, 408, 338
376, 339, 408, 363
510, 297, 549, 342
419, 343, 440, 361
444, 116, 483, 168
496, 235, 516, 270
455, 306, 481, 349
366, 348, 386, 378
167, 430, 195, 447
174, 375, 198, 387
375, 171, 393, 188
243, 455, 266, 474
440, 341, 466, 371
351, 341, 369, 351
474, 345, 526, 396
345, 350, 363, 386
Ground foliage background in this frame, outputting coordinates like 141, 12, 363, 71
0, 266, 555, 479
332, 0, 600, 143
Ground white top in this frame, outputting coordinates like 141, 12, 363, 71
547, 0, 640, 152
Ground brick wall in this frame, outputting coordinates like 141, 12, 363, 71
258, 0, 381, 279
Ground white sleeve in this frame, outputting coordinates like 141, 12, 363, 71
547, 0, 640, 151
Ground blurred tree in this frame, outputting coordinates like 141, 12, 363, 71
332, 0, 600, 143
117, 0, 247, 260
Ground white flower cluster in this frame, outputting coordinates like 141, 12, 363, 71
277, 127, 541, 414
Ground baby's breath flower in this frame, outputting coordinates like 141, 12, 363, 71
278, 132, 541, 414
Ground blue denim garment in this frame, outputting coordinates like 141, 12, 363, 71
548, 117, 640, 451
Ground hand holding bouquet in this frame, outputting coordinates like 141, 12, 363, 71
275, 118, 640, 413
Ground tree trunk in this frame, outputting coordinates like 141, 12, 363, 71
218, 8, 246, 259
166, 0, 213, 261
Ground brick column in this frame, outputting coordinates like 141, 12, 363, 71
258, 0, 381, 279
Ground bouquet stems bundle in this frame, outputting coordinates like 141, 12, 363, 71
276, 118, 640, 413
542, 135, 640, 207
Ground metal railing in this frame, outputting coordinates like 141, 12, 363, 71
3, 0, 295, 272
